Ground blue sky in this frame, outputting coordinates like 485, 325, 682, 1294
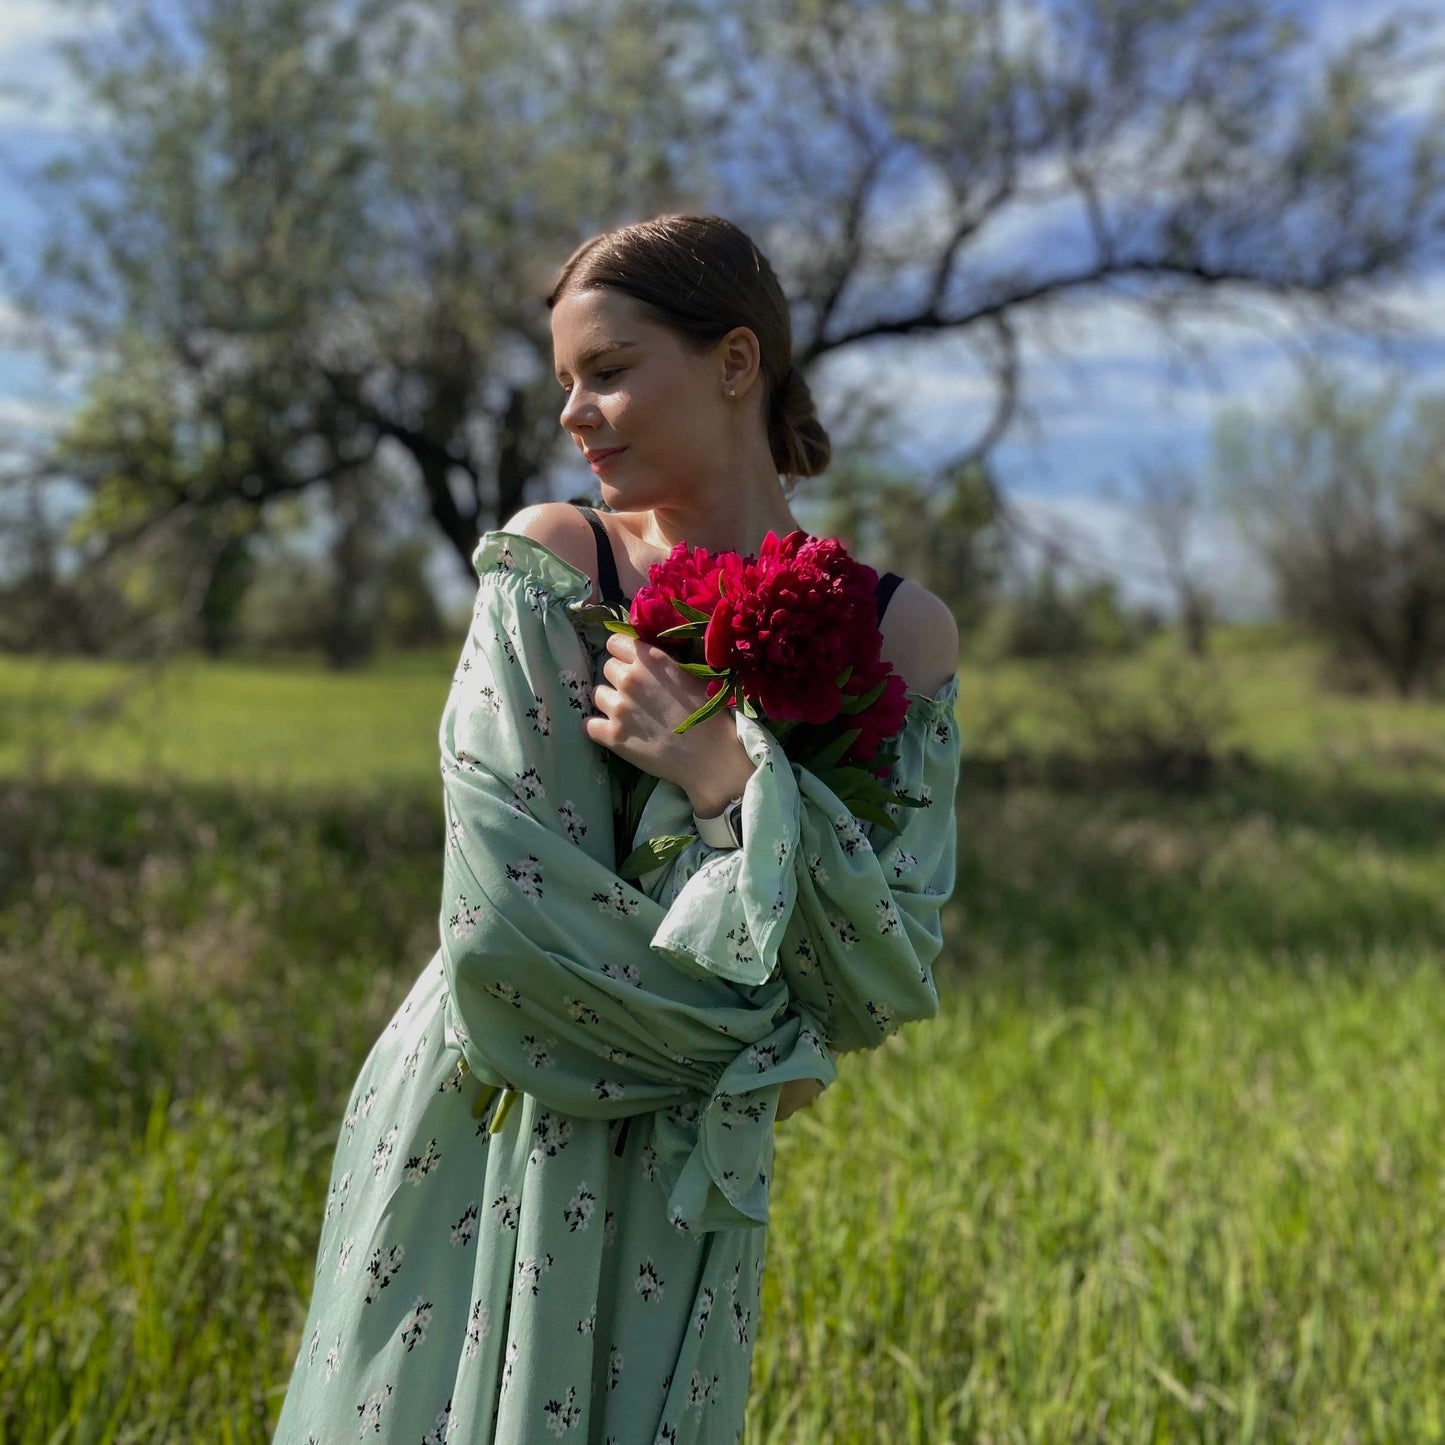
2, 0, 1443, 619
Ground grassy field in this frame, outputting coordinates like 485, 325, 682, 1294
2, 632, 1443, 1442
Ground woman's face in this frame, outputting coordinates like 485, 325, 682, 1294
551, 285, 733, 507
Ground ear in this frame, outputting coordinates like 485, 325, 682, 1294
717, 326, 762, 398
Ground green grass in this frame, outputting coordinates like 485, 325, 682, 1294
3, 631, 1444, 1442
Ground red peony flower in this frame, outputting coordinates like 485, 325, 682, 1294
703, 530, 881, 723
840, 655, 911, 775
630, 542, 747, 646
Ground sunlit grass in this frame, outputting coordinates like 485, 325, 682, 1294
4, 630, 1445, 1441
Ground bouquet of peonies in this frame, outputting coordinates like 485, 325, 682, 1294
575, 529, 928, 880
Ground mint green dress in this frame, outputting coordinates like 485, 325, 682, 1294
271, 532, 960, 1444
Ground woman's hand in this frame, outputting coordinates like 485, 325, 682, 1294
775, 1076, 826, 1122
584, 632, 755, 813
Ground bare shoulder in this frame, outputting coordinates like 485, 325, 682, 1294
878, 579, 961, 699
501, 501, 604, 604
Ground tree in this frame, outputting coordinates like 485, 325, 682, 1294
1215, 369, 1445, 697
5, 0, 1444, 636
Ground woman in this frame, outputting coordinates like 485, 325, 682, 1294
271, 214, 960, 1444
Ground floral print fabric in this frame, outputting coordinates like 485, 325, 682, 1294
271, 531, 960, 1443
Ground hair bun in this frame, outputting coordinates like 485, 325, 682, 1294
769, 363, 830, 482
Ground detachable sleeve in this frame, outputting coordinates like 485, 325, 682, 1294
435, 531, 835, 1232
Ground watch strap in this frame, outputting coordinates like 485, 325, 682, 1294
693, 795, 744, 849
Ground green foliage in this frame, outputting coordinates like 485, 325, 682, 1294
4, 636, 1445, 1439
1216, 371, 1445, 698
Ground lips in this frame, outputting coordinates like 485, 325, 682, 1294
584, 447, 626, 463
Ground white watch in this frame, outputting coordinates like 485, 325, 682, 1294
693, 795, 744, 849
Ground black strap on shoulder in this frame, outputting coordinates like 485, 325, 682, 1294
876, 571, 904, 624
576, 505, 626, 605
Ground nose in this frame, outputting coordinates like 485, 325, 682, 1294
559, 385, 596, 437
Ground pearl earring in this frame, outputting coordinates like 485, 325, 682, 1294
727, 388, 736, 397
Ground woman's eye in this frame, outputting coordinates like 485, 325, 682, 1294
595, 369, 621, 383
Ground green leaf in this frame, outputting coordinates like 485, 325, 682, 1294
677, 661, 726, 678
740, 694, 758, 719
835, 664, 854, 688
805, 727, 863, 772
602, 619, 639, 637
656, 620, 707, 640
617, 832, 696, 880
670, 598, 713, 623
851, 800, 902, 835
674, 683, 733, 733
841, 677, 886, 714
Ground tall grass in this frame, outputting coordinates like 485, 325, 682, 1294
2, 637, 1443, 1442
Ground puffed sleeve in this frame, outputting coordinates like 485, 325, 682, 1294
436, 531, 835, 1232
641, 676, 960, 1054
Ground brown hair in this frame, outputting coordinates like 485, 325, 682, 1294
546, 214, 831, 489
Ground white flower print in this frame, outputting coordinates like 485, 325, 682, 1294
464, 1302, 491, 1358
514, 765, 545, 801
506, 854, 544, 899
369, 1124, 399, 1179
692, 1287, 715, 1336
640, 1144, 659, 1182
342, 1101, 359, 1139
806, 852, 829, 885
563, 1185, 597, 1232
604, 1209, 618, 1248
607, 1346, 624, 1391
501, 1340, 520, 1394
668, 1206, 690, 1233
363, 1243, 404, 1304
557, 800, 588, 844
335, 1235, 354, 1277
355, 1383, 393, 1434
522, 1034, 555, 1069
489, 980, 522, 1008
890, 848, 918, 880
493, 544, 516, 573
635, 1259, 665, 1303
656, 1425, 677, 1445
306, 1327, 320, 1368
324, 1336, 342, 1382
745, 1042, 781, 1072
769, 891, 787, 920
791, 937, 818, 975
686, 1371, 721, 1409
832, 810, 872, 855
401, 1033, 428, 1080
875, 896, 902, 936
359, 1085, 377, 1119
725, 924, 757, 972
773, 837, 790, 865
566, 997, 600, 1026
421, 1398, 455, 1445
450, 1202, 479, 1247
404, 1138, 441, 1183
523, 580, 549, 614
448, 895, 483, 940
931, 715, 953, 746
445, 816, 464, 858
491, 1191, 520, 1230
602, 1043, 633, 1064
543, 1386, 582, 1435
399, 1297, 433, 1351
591, 882, 640, 918
439, 1058, 467, 1093
827, 914, 861, 948
526, 695, 552, 736
559, 667, 593, 713
529, 1111, 573, 1165
324, 1170, 351, 1220
866, 1000, 896, 1032
918, 782, 934, 807
516, 1253, 553, 1296
593, 1077, 623, 1101
732, 1298, 751, 1345
600, 960, 640, 986
494, 628, 518, 665
474, 683, 502, 716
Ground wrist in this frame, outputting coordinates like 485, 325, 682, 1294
683, 714, 755, 817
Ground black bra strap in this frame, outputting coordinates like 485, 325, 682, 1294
876, 571, 904, 624
576, 505, 626, 605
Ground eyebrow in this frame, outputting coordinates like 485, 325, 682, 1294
555, 340, 638, 382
